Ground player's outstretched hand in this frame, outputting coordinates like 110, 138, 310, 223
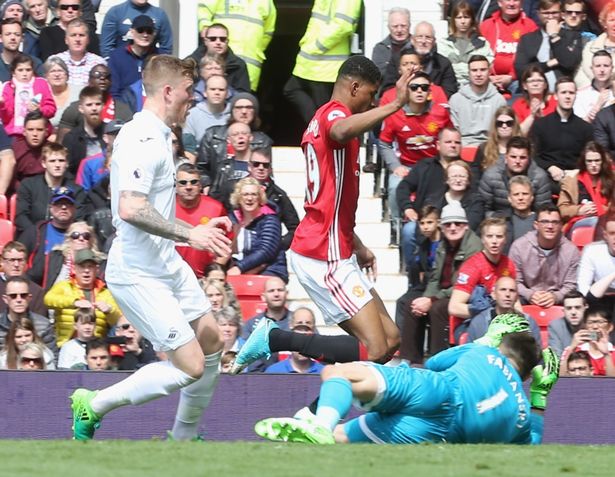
393, 68, 414, 110
475, 313, 530, 347
530, 347, 560, 410
188, 217, 232, 257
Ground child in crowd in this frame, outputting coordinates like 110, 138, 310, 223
57, 308, 96, 369
408, 205, 441, 288
0, 53, 55, 135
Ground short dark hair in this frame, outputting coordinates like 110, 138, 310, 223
567, 350, 591, 365
593, 49, 612, 62
205, 23, 229, 35
86, 338, 108, 355
499, 332, 540, 381
336, 55, 381, 85
555, 75, 575, 92
411, 71, 431, 83
24, 110, 46, 126
176, 163, 200, 176
1, 17, 22, 33
5, 275, 29, 289
468, 54, 489, 66
584, 307, 612, 323
563, 290, 585, 302
10, 53, 33, 73
535, 204, 561, 218
418, 205, 439, 220
506, 136, 532, 155
399, 48, 420, 60
79, 85, 103, 102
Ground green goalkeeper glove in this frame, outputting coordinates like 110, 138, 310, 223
530, 347, 560, 410
475, 313, 531, 347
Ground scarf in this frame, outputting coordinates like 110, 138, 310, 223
578, 171, 608, 216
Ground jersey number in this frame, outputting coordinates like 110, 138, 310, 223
305, 143, 320, 204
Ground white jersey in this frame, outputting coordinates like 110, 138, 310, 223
106, 109, 184, 284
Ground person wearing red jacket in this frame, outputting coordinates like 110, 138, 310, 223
480, 0, 538, 94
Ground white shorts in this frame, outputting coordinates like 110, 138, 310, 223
289, 250, 373, 325
107, 262, 211, 352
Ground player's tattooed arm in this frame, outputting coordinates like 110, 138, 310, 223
118, 190, 191, 242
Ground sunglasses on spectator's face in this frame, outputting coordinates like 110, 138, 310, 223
7, 293, 29, 299
20, 356, 43, 365
206, 36, 227, 42
496, 120, 514, 128
90, 71, 110, 80
59, 4, 80, 10
70, 231, 91, 241
136, 27, 154, 35
250, 161, 271, 169
409, 83, 430, 92
177, 179, 200, 186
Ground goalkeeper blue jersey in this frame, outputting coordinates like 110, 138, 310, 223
426, 344, 537, 444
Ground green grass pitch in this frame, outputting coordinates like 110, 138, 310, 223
2, 441, 613, 477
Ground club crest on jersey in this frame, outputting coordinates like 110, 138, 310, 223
457, 273, 469, 285
352, 286, 365, 298
328, 110, 346, 121
133, 168, 143, 179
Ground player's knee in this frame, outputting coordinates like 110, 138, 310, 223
179, 360, 205, 380
387, 330, 401, 354
321, 364, 340, 382
366, 343, 389, 363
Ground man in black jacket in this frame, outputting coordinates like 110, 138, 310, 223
514, 0, 583, 90
185, 23, 250, 93
248, 145, 299, 250
15, 142, 88, 235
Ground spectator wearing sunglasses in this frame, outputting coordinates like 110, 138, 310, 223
175, 163, 228, 278
39, 0, 101, 61
45, 248, 120, 347
449, 54, 506, 146
15, 142, 88, 236
248, 146, 299, 250
110, 314, 158, 370
100, 0, 173, 58
107, 15, 158, 101
0, 277, 56, 367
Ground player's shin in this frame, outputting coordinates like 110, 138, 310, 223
171, 350, 222, 440
270, 329, 363, 363
90, 361, 197, 416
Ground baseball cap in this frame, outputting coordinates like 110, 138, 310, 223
74, 249, 101, 265
132, 15, 155, 30
440, 202, 468, 225
50, 186, 76, 204
104, 120, 124, 135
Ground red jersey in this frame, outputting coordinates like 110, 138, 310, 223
175, 195, 227, 277
480, 11, 538, 78
576, 342, 615, 376
379, 103, 452, 166
291, 100, 359, 261
512, 95, 557, 122
380, 84, 449, 108
454, 251, 517, 294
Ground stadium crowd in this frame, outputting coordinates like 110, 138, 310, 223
0, 0, 614, 379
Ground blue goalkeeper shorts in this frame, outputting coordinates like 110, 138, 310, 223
343, 363, 456, 444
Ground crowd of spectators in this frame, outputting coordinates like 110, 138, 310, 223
1, 0, 615, 378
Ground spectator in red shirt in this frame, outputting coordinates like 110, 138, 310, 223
449, 216, 517, 319
479, 0, 538, 94
175, 163, 228, 278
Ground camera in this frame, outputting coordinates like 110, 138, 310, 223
588, 331, 600, 341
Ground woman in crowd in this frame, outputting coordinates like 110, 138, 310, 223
437, 1, 493, 85
558, 141, 614, 233
214, 306, 244, 353
576, 2, 615, 88
193, 53, 235, 104
203, 278, 229, 312
17, 343, 49, 371
471, 105, 521, 182
0, 317, 55, 369
43, 57, 79, 135
28, 221, 105, 290
203, 263, 241, 316
439, 160, 483, 231
512, 66, 557, 135
227, 178, 288, 282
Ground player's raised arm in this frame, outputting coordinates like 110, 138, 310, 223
330, 67, 413, 144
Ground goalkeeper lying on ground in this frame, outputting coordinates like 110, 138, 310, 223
255, 314, 559, 445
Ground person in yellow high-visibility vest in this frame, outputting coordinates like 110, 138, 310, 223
197, 0, 276, 91
284, 0, 362, 125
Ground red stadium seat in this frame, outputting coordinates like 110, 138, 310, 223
227, 274, 271, 299
0, 194, 7, 219
460, 146, 478, 163
8, 193, 16, 224
239, 299, 267, 321
0, 219, 14, 249
570, 226, 595, 250
522, 305, 564, 348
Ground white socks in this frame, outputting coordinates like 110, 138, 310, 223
170, 350, 222, 440
90, 360, 197, 416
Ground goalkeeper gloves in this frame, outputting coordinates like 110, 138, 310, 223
530, 347, 560, 410
475, 313, 531, 347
